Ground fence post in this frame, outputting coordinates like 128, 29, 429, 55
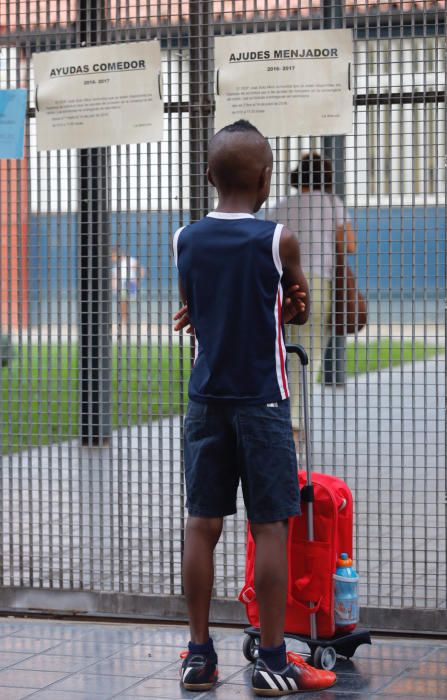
183, 0, 213, 574
78, 0, 112, 446
189, 0, 212, 222
323, 0, 347, 386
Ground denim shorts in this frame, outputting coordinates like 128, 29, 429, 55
183, 398, 300, 524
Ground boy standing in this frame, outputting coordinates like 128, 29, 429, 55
111, 247, 145, 325
173, 121, 336, 696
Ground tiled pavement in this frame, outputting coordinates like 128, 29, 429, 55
0, 619, 446, 699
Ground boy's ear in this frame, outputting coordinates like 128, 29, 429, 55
260, 165, 272, 190
206, 167, 215, 187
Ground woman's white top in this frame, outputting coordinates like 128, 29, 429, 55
268, 191, 348, 280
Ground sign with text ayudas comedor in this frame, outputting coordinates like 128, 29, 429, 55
33, 41, 163, 151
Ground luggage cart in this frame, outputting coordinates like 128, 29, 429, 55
242, 344, 371, 670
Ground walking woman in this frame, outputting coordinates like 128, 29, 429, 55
269, 153, 356, 448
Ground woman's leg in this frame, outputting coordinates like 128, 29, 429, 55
287, 277, 331, 452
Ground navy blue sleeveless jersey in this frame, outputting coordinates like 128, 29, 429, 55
173, 212, 289, 404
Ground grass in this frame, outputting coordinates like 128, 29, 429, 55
344, 339, 441, 376
0, 343, 189, 454
0, 340, 442, 454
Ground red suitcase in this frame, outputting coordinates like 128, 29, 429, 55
239, 344, 371, 670
239, 470, 353, 639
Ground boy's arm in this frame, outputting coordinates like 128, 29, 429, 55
173, 277, 194, 333
279, 226, 310, 325
172, 226, 194, 333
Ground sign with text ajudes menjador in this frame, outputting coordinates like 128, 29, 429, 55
215, 29, 353, 137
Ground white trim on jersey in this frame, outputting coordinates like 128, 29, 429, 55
206, 211, 255, 220
173, 226, 186, 267
274, 283, 289, 400
272, 223, 283, 276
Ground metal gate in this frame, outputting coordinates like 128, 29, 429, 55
0, 1, 445, 632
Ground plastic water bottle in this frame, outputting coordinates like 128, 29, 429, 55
334, 553, 359, 632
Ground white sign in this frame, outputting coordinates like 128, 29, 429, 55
215, 29, 353, 137
33, 41, 164, 151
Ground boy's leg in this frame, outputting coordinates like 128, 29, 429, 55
249, 522, 337, 694
183, 515, 223, 644
237, 399, 298, 652
250, 520, 288, 648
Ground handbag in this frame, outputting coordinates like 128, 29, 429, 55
334, 248, 367, 335
331, 192, 367, 335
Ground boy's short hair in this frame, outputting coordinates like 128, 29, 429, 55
217, 119, 262, 136
208, 120, 270, 194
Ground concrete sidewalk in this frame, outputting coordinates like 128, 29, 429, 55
0, 618, 446, 699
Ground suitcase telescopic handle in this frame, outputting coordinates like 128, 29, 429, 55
285, 342, 318, 641
285, 344, 308, 366
285, 344, 312, 491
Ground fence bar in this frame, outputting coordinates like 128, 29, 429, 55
322, 0, 347, 386
78, 0, 112, 445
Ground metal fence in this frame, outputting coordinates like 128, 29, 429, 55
0, 1, 445, 632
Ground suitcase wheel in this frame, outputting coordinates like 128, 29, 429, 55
312, 645, 337, 671
242, 634, 260, 662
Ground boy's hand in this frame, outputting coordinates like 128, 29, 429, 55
279, 227, 310, 325
283, 284, 307, 323
174, 289, 305, 330
173, 304, 194, 333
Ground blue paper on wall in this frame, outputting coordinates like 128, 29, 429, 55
0, 89, 27, 159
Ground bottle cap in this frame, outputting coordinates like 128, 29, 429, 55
337, 553, 353, 566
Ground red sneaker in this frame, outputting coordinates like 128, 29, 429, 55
251, 651, 336, 696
